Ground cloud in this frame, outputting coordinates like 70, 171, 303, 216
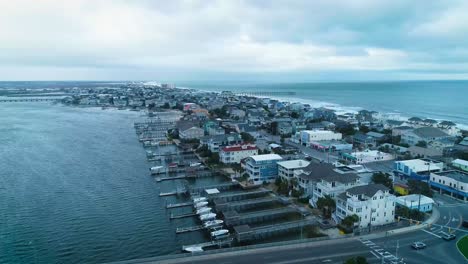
0, 0, 467, 80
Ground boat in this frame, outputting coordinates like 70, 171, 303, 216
196, 207, 211, 215
190, 162, 201, 167
203, 220, 223, 228
210, 229, 229, 237
192, 197, 207, 203
199, 213, 216, 221
183, 246, 204, 253
150, 166, 164, 174
194, 201, 208, 208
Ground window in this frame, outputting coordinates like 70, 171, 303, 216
373, 197, 377, 200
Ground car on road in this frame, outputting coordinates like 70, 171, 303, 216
411, 242, 427, 250
442, 233, 456, 241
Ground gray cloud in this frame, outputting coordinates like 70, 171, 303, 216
0, 0, 467, 81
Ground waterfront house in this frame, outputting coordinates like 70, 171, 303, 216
335, 184, 396, 228
353, 133, 377, 147
220, 144, 258, 164
401, 127, 450, 146
395, 194, 434, 212
202, 133, 243, 153
243, 154, 283, 185
277, 159, 310, 183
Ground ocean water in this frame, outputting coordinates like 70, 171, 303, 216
179, 81, 468, 128
0, 103, 210, 263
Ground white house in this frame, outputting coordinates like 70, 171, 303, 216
430, 170, 468, 201
300, 130, 342, 145
395, 194, 434, 212
277, 159, 310, 182
219, 144, 258, 164
335, 184, 396, 228
341, 150, 394, 164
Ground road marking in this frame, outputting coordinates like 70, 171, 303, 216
422, 229, 442, 238
370, 251, 381, 259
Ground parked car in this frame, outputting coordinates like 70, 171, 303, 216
442, 234, 456, 241
462, 220, 468, 228
411, 242, 427, 250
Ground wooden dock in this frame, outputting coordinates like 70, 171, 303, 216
176, 225, 204, 234
182, 238, 233, 251
166, 202, 193, 209
170, 212, 197, 220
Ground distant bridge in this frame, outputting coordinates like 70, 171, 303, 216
0, 98, 61, 103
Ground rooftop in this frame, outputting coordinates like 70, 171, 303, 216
433, 170, 468, 184
413, 127, 449, 138
277, 159, 310, 169
397, 158, 444, 172
250, 154, 283, 162
298, 163, 359, 183
221, 144, 257, 152
452, 159, 468, 167
346, 183, 389, 197
395, 194, 434, 207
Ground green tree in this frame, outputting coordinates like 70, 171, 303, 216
371, 172, 393, 189
316, 195, 336, 219
344, 256, 368, 264
342, 214, 359, 228
415, 140, 427, 148
359, 125, 370, 133
291, 112, 300, 119
241, 132, 256, 143
408, 179, 432, 197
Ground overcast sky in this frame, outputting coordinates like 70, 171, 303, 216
1, 0, 468, 81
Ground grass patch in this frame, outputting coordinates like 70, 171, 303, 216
457, 235, 468, 260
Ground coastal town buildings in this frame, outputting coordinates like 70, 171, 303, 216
335, 184, 396, 228
430, 170, 468, 201
300, 130, 342, 146
277, 159, 310, 182
243, 154, 283, 185
219, 144, 258, 164
395, 194, 434, 212
341, 150, 394, 164
394, 158, 444, 180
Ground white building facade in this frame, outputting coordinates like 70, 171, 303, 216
219, 144, 258, 164
335, 184, 396, 228
300, 130, 342, 145
277, 160, 310, 182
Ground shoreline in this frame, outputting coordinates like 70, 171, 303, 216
186, 86, 468, 131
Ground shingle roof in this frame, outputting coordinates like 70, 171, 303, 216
413, 127, 448, 138
346, 184, 388, 197
298, 163, 359, 183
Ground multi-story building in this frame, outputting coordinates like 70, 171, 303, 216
219, 144, 258, 164
394, 158, 444, 181
335, 184, 396, 228
300, 130, 342, 146
277, 159, 310, 182
430, 170, 468, 201
401, 127, 451, 146
293, 163, 364, 206
202, 133, 243, 153
243, 154, 283, 185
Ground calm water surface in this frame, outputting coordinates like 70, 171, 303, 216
0, 103, 207, 263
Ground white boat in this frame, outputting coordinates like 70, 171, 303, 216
194, 201, 208, 208
199, 213, 216, 221
190, 162, 201, 167
192, 197, 207, 203
183, 246, 204, 253
150, 166, 164, 174
203, 220, 223, 228
196, 207, 211, 215
210, 229, 229, 237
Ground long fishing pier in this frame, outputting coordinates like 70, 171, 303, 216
214, 196, 281, 212
211, 188, 271, 202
